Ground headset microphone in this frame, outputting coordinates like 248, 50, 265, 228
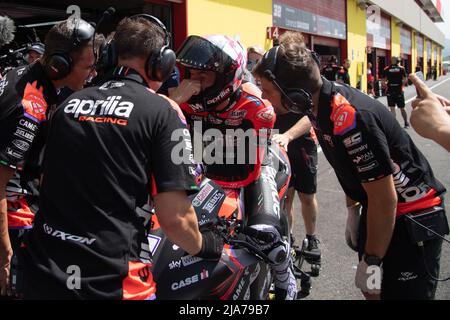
262, 46, 314, 116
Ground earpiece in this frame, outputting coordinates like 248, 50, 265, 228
45, 18, 95, 80
262, 45, 319, 115
97, 14, 176, 82
130, 14, 176, 82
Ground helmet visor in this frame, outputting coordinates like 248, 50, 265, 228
176, 35, 232, 73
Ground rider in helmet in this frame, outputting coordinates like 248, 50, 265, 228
170, 35, 297, 300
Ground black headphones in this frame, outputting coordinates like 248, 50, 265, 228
45, 18, 95, 80
98, 14, 176, 82
262, 45, 321, 115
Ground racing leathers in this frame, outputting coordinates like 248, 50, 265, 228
180, 82, 297, 299
0, 63, 59, 294
310, 78, 447, 299
21, 67, 199, 299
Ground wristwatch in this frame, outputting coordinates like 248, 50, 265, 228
363, 254, 383, 266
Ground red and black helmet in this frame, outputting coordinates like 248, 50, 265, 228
176, 34, 246, 111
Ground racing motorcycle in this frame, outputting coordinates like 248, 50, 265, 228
146, 177, 313, 300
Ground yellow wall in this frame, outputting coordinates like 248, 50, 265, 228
435, 44, 442, 76
423, 38, 428, 77
186, 0, 272, 51
438, 47, 442, 76
390, 19, 401, 59
411, 31, 417, 74
346, 0, 367, 91
431, 42, 436, 67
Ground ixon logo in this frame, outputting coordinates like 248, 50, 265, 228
43, 223, 96, 245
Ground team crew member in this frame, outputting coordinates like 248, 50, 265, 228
336, 59, 351, 86
254, 31, 447, 300
272, 110, 321, 262
0, 18, 96, 297
383, 56, 409, 128
26, 42, 45, 65
170, 34, 297, 300
321, 55, 340, 81
21, 16, 222, 300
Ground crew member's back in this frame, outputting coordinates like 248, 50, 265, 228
23, 71, 198, 299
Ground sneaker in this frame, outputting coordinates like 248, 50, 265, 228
290, 233, 296, 247
304, 235, 321, 263
404, 123, 410, 129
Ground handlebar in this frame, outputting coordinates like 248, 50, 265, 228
206, 217, 276, 264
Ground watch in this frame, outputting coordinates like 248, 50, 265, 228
363, 254, 383, 266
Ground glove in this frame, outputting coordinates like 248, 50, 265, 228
355, 259, 383, 295
195, 229, 224, 260
345, 202, 362, 252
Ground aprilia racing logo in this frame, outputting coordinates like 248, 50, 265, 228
64, 96, 134, 126
392, 161, 429, 202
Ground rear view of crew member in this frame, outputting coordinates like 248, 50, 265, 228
21, 15, 222, 300
321, 55, 340, 81
383, 56, 409, 128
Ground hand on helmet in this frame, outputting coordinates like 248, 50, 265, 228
169, 79, 201, 104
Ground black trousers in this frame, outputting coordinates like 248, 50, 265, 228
358, 204, 445, 300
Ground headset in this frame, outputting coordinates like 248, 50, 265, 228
44, 18, 95, 80
98, 13, 176, 82
262, 45, 321, 115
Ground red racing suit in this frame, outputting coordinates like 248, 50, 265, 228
180, 82, 276, 189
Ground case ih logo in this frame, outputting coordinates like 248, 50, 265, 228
171, 269, 209, 291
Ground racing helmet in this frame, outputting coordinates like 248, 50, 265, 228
176, 34, 246, 111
